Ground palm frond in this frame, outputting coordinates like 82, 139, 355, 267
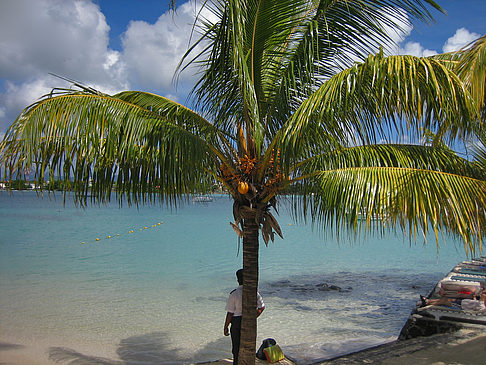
454, 36, 486, 92
186, 0, 444, 149
472, 129, 486, 171
0, 90, 223, 205
294, 143, 484, 179
434, 35, 486, 111
451, 35, 486, 120
279, 51, 476, 163
291, 144, 486, 255
114, 91, 237, 161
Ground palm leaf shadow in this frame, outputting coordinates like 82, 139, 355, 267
48, 331, 231, 365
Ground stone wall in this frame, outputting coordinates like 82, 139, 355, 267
398, 312, 463, 340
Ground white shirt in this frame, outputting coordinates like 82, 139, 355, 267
225, 285, 264, 317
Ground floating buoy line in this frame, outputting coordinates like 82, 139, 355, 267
81, 221, 164, 244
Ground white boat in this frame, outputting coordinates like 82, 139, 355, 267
192, 195, 213, 203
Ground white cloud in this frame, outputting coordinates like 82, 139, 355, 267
398, 41, 438, 57
393, 27, 481, 59
121, 1, 210, 91
3, 79, 53, 112
332, 7, 414, 68
0, 107, 5, 139
0, 77, 67, 131
0, 0, 130, 132
442, 28, 481, 53
0, 0, 211, 133
387, 9, 439, 57
394, 27, 481, 59
381, 7, 414, 47
0, 0, 209, 134
0, 0, 128, 90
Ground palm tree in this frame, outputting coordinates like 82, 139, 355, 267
1, 1, 486, 364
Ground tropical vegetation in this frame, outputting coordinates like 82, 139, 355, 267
1, 1, 485, 364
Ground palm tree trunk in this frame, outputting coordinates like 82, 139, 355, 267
239, 217, 259, 365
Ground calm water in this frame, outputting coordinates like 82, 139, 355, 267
0, 191, 473, 364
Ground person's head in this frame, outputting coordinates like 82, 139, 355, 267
236, 269, 243, 285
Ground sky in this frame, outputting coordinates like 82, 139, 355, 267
0, 0, 485, 138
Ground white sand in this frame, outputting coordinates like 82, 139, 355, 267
2, 332, 485, 365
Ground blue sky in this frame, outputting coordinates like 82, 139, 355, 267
96, 0, 486, 52
0, 0, 485, 137
407, 0, 485, 49
96, 0, 174, 51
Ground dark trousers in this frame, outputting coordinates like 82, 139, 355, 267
230, 316, 242, 365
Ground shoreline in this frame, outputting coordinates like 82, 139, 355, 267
3, 329, 484, 365
203, 328, 486, 365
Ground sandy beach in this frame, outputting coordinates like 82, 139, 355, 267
196, 329, 486, 365
3, 328, 484, 365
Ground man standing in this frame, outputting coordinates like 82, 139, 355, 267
224, 269, 265, 365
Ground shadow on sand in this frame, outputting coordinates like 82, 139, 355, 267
0, 341, 25, 352
48, 332, 230, 365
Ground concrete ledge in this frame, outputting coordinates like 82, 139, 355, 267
315, 329, 485, 365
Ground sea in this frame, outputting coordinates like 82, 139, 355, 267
0, 190, 475, 364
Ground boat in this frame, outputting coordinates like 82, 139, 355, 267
192, 195, 213, 203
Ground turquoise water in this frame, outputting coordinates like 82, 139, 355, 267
0, 191, 473, 364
